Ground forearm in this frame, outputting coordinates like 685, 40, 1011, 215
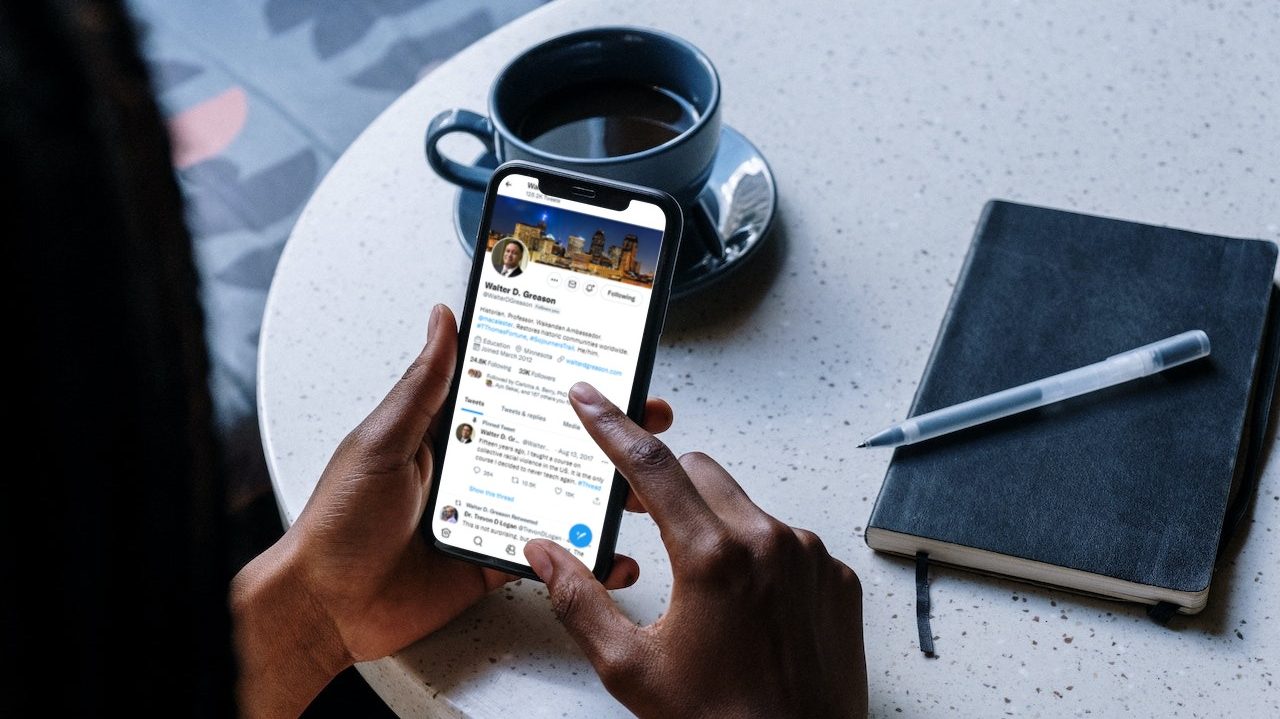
230, 536, 350, 718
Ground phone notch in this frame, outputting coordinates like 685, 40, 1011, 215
538, 177, 628, 210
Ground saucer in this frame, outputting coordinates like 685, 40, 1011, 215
451, 124, 777, 298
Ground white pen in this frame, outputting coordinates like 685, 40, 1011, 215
859, 330, 1211, 449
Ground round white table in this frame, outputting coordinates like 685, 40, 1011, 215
259, 1, 1280, 715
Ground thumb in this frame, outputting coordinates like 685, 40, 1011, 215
360, 304, 458, 458
525, 540, 637, 670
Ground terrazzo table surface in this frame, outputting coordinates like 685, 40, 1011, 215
259, 0, 1280, 715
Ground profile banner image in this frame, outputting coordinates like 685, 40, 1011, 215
485, 194, 662, 287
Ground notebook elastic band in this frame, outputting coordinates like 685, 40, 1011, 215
915, 552, 937, 657
1147, 601, 1179, 625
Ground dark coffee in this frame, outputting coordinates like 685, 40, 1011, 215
516, 80, 699, 158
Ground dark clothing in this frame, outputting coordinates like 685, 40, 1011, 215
4, 1, 232, 714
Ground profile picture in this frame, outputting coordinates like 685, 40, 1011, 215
466, 368, 482, 378
491, 238, 527, 278
455, 423, 474, 443
440, 505, 459, 523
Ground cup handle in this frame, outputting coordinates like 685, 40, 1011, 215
425, 109, 496, 191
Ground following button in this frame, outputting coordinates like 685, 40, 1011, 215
604, 287, 639, 306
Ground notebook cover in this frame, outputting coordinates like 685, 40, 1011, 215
866, 200, 1278, 596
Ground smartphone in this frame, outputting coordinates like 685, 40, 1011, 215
424, 161, 682, 581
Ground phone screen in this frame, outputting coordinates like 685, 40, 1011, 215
431, 172, 670, 571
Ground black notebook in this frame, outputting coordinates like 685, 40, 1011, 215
865, 200, 1279, 613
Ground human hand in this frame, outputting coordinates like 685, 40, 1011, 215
231, 306, 673, 716
524, 383, 868, 719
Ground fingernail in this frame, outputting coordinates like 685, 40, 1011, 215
569, 382, 603, 406
525, 542, 554, 582
426, 304, 443, 339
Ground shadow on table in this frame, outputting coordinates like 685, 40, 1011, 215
409, 581, 611, 704
1194, 371, 1279, 638
663, 215, 790, 337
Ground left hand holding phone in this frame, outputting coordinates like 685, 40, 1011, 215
231, 305, 672, 716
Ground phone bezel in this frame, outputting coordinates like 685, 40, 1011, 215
423, 160, 683, 581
